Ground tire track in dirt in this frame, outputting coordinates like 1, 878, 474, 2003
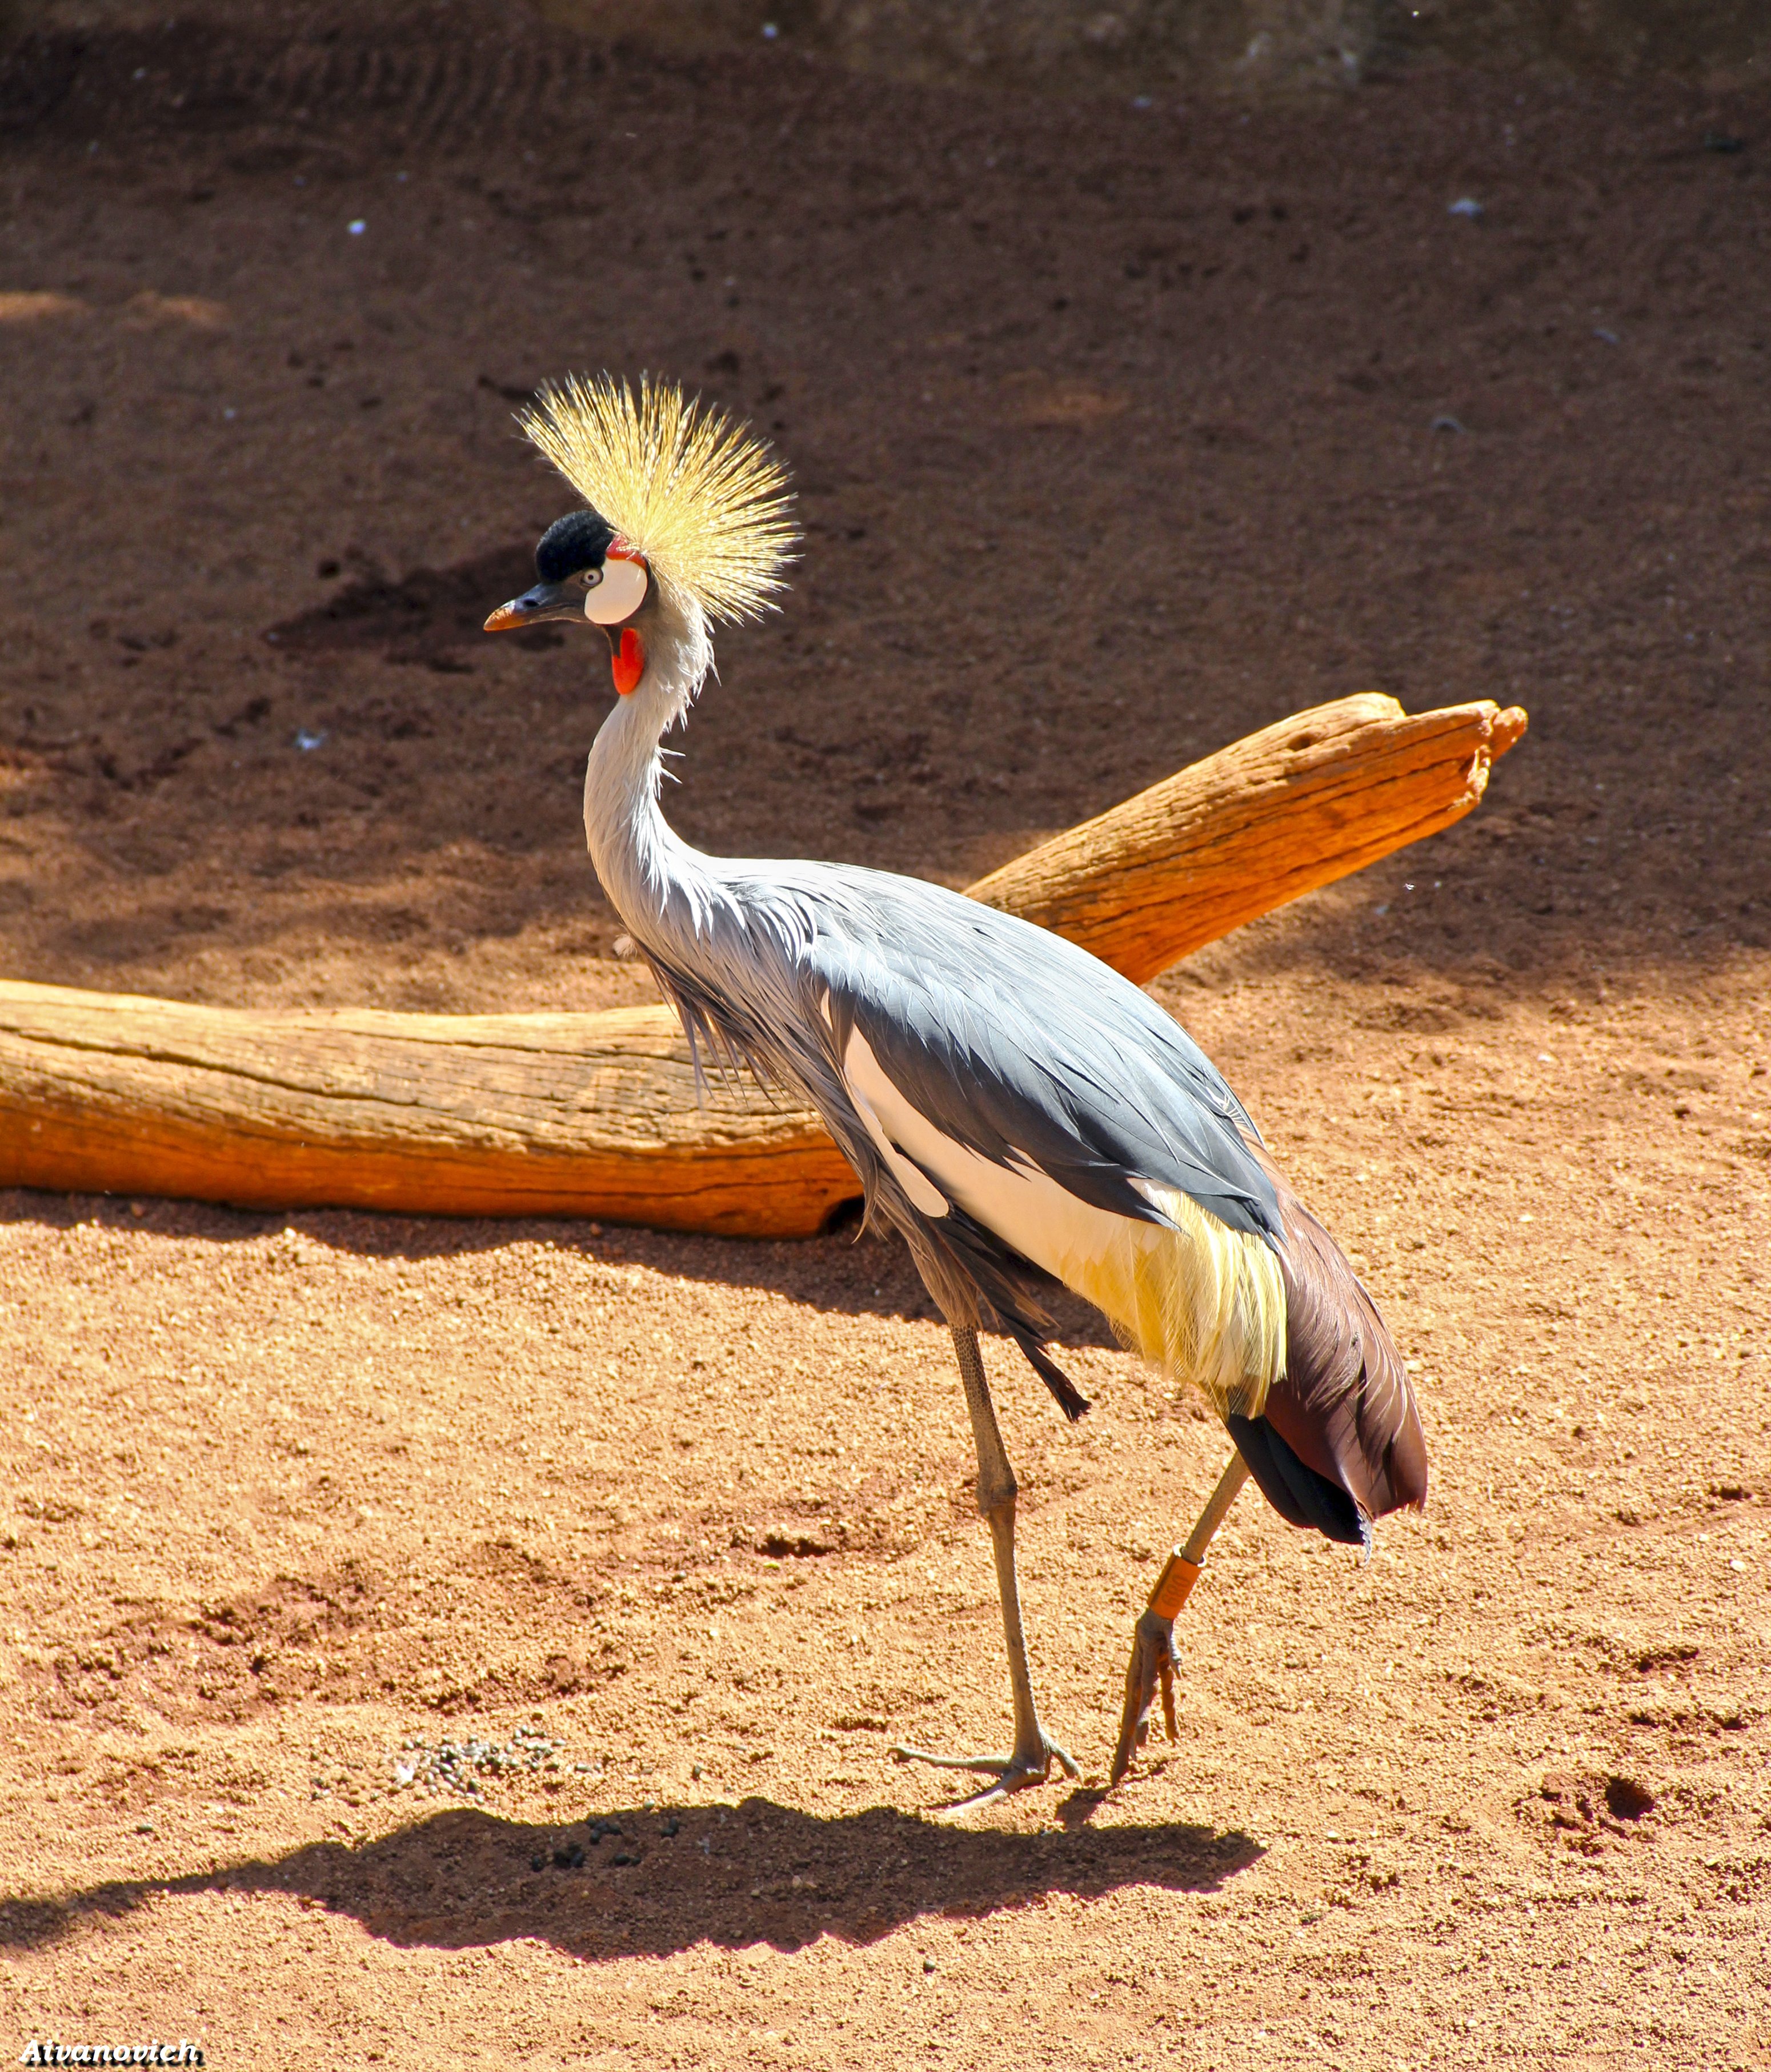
4, 11, 629, 151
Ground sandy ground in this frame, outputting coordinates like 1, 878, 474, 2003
1, 5, 1769, 2065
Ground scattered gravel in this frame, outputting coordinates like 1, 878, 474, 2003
383, 1727, 586, 1798
303, 1732, 622, 1810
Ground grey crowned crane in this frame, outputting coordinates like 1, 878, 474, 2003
484, 375, 1428, 1812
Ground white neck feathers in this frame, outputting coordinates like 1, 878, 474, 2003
581, 584, 718, 945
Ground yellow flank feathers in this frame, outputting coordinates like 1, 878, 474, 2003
519, 372, 798, 624
1060, 1185, 1287, 1420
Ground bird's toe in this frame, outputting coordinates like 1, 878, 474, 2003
1111, 1609, 1181, 1784
891, 1728, 1073, 1816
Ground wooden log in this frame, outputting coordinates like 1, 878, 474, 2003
0, 993, 857, 1237
968, 692, 1528, 983
0, 693, 1525, 1236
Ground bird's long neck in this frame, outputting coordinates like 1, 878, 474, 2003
582, 589, 722, 955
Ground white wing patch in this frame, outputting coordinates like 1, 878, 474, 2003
839, 1022, 1287, 1417
842, 1021, 1144, 1280
839, 1025, 951, 1219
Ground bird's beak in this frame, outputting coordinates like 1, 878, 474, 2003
483, 580, 582, 633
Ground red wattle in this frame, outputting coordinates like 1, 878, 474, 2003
612, 627, 646, 696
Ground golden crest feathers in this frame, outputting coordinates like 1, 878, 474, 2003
518, 373, 798, 624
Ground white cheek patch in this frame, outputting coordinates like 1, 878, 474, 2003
583, 554, 649, 626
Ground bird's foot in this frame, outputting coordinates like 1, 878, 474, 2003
889, 1727, 1080, 1817
1109, 1607, 1181, 1785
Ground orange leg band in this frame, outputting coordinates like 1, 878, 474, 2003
1148, 1548, 1202, 1621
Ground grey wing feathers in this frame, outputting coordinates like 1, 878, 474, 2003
804, 869, 1285, 1245
638, 856, 1285, 1427
644, 856, 1427, 1509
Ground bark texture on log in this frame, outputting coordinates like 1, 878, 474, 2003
0, 992, 856, 1237
0, 693, 1525, 1236
968, 692, 1528, 983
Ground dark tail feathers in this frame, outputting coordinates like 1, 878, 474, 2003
1004, 1318, 1091, 1422
1227, 1413, 1370, 1550
1241, 1146, 1429, 1540
923, 1203, 1093, 1422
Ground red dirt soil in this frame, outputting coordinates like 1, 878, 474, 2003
1, 6, 1768, 2066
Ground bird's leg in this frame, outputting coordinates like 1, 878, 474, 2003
1110, 1453, 1251, 1785
889, 1325, 1080, 1814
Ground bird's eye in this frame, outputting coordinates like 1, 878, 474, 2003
574, 568, 602, 592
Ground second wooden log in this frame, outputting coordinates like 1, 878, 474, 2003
969, 691, 1527, 981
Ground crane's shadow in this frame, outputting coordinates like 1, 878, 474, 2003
1, 1796, 1260, 1961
